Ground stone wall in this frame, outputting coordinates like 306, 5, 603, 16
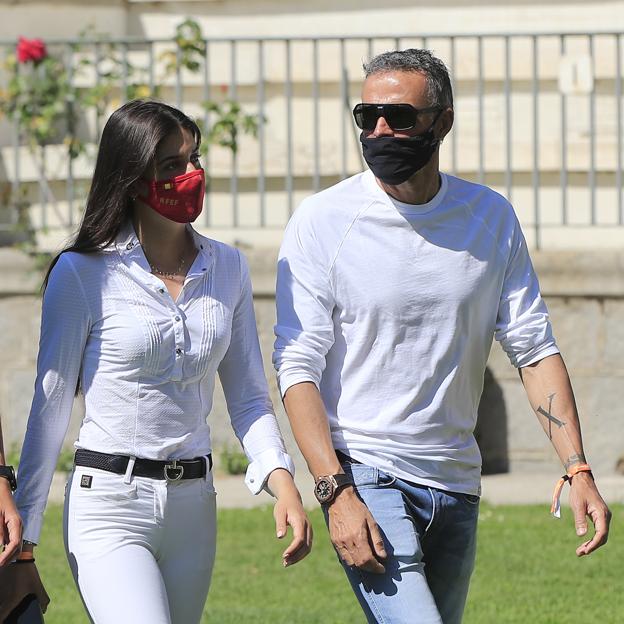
485, 251, 624, 476
1, 245, 622, 479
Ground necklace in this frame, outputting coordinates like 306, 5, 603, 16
148, 254, 187, 281
140, 228, 195, 281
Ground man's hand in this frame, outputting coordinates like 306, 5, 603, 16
280, 383, 386, 572
569, 471, 611, 557
327, 486, 387, 573
0, 479, 23, 567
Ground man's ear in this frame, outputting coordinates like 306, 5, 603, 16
437, 107, 454, 140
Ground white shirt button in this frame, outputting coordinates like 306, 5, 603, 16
175, 316, 181, 322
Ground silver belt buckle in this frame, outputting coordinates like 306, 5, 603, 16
164, 460, 184, 482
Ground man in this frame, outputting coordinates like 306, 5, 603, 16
273, 49, 611, 623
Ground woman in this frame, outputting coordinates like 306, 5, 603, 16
13, 100, 311, 623
0, 419, 21, 567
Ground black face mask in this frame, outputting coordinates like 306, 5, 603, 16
360, 120, 441, 185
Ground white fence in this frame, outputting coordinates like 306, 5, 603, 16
1, 30, 623, 249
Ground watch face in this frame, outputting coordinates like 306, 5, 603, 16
314, 477, 334, 503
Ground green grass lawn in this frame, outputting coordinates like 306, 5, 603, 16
35, 503, 622, 623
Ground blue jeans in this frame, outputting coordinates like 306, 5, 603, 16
326, 461, 479, 624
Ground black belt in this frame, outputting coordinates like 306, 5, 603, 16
74, 449, 212, 482
336, 450, 362, 465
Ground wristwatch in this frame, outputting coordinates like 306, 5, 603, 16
314, 473, 354, 504
0, 465, 17, 492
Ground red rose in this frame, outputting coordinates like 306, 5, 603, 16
16, 37, 47, 64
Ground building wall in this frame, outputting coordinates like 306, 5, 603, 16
1, 1, 622, 476
1, 1, 623, 252
126, 0, 624, 39
1, 246, 622, 479
0, 0, 126, 40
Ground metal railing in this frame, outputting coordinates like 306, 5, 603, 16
1, 30, 623, 249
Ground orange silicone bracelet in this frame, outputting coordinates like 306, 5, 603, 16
550, 462, 592, 518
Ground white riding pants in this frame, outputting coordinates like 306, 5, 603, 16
63, 464, 217, 624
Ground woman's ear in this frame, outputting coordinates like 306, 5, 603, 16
129, 179, 147, 200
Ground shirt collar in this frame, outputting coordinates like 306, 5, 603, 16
115, 221, 140, 256
187, 228, 214, 279
364, 169, 449, 216
114, 220, 213, 278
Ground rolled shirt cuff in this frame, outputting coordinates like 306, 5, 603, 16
277, 370, 320, 399
245, 447, 295, 495
18, 508, 44, 545
514, 343, 560, 368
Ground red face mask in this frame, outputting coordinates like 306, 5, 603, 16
139, 168, 205, 223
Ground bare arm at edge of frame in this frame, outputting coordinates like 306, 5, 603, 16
0, 420, 23, 566
519, 352, 611, 556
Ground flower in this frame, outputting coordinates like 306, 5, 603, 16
16, 37, 47, 64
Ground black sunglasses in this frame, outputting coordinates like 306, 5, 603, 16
352, 103, 442, 131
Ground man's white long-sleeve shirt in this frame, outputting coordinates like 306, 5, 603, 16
16, 223, 293, 543
273, 170, 558, 495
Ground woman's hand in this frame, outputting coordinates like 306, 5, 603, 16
0, 557, 50, 621
267, 468, 313, 567
0, 479, 22, 567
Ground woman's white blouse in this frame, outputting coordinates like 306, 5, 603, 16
15, 223, 293, 543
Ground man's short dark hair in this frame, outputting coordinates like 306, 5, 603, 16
363, 49, 453, 109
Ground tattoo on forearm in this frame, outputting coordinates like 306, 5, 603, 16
565, 453, 586, 470
536, 393, 566, 439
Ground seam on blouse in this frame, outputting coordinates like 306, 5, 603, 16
112, 261, 162, 453
197, 245, 216, 378
113, 261, 162, 374
63, 254, 94, 325
132, 379, 141, 457
235, 248, 247, 348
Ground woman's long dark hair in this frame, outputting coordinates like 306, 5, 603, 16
43, 100, 202, 289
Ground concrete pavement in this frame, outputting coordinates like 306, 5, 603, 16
211, 471, 624, 508
48, 470, 624, 509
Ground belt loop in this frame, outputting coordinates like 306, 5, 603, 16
123, 456, 136, 484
